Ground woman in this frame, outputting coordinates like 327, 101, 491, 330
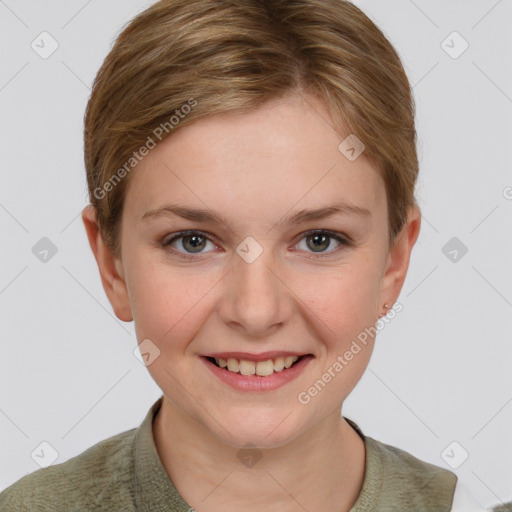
0, 0, 497, 510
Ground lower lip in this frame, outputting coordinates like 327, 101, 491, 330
201, 355, 313, 392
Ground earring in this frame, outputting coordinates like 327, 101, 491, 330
378, 304, 390, 319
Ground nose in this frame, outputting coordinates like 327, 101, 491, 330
218, 245, 293, 338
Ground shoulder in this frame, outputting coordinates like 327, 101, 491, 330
0, 427, 137, 512
364, 435, 457, 510
491, 504, 512, 512
367, 435, 457, 488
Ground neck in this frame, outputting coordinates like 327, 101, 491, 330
153, 397, 366, 512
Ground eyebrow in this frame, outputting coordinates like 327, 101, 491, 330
141, 202, 372, 226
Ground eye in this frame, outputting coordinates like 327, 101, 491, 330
161, 229, 351, 261
162, 230, 217, 259
294, 229, 350, 257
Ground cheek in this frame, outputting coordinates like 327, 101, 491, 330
292, 260, 382, 335
127, 258, 217, 350
291, 268, 380, 406
126, 241, 383, 352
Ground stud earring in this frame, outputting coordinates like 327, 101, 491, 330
378, 304, 390, 319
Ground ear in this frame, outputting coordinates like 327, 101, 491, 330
81, 205, 133, 322
378, 204, 422, 315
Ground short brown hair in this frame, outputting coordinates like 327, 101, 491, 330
84, 0, 419, 259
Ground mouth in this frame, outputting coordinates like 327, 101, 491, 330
203, 354, 312, 377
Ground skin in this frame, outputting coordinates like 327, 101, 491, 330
82, 91, 421, 511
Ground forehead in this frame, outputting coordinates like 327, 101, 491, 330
124, 93, 385, 226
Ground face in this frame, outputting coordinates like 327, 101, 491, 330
85, 92, 419, 449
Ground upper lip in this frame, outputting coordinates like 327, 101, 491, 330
202, 351, 311, 362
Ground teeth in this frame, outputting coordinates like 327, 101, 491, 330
239, 359, 255, 375
215, 355, 300, 376
284, 356, 296, 368
255, 360, 274, 376
273, 356, 285, 372
226, 358, 239, 373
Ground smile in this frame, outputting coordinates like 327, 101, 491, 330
201, 354, 314, 392
208, 355, 303, 376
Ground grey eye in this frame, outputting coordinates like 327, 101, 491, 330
165, 232, 215, 254
296, 231, 344, 254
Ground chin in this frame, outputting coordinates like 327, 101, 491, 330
208, 410, 305, 450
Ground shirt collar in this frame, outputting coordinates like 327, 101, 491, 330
132, 395, 191, 511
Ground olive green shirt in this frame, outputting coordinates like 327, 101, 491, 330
0, 395, 465, 511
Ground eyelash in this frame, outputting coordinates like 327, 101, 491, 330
161, 229, 351, 261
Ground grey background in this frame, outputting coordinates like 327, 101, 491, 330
0, 0, 511, 508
